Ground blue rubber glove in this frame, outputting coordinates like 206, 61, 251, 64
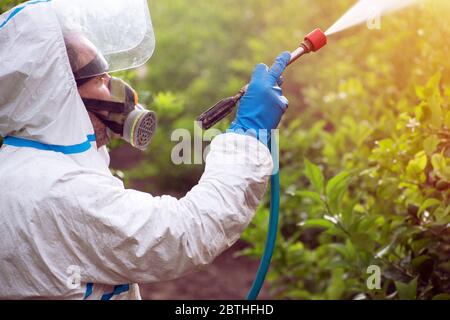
228, 51, 291, 142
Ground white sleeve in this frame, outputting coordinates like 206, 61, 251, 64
51, 133, 273, 284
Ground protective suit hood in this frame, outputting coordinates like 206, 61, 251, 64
0, 1, 109, 169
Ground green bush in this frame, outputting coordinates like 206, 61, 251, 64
240, 0, 450, 300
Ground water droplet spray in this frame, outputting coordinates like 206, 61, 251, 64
326, 0, 419, 36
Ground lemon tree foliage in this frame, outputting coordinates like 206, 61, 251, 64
240, 0, 450, 300
2, 0, 449, 299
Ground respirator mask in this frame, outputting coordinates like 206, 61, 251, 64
55, 0, 157, 150
75, 55, 157, 151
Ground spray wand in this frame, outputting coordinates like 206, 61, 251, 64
196, 29, 328, 300
197, 28, 328, 130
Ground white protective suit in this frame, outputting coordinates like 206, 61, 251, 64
0, 1, 273, 299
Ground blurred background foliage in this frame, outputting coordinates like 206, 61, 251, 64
1, 0, 449, 299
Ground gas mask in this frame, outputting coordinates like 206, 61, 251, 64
75, 58, 157, 150
57, 0, 157, 149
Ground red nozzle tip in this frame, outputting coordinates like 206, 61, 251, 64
304, 28, 327, 52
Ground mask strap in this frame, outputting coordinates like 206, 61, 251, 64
89, 111, 124, 135
82, 98, 126, 113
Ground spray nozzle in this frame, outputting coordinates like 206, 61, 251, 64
304, 28, 328, 52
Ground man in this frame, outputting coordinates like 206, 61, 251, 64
0, 1, 290, 299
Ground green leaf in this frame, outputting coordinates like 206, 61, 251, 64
327, 268, 345, 299
415, 85, 426, 100
326, 171, 352, 212
326, 171, 352, 197
416, 151, 428, 170
418, 198, 441, 215
432, 294, 450, 300
427, 94, 443, 128
288, 290, 314, 299
411, 255, 432, 268
411, 238, 432, 252
427, 72, 442, 89
304, 159, 324, 193
431, 154, 446, 171
298, 219, 335, 229
423, 135, 440, 156
434, 207, 450, 225
406, 151, 428, 181
296, 190, 323, 204
432, 154, 450, 182
416, 72, 442, 99
395, 277, 418, 300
